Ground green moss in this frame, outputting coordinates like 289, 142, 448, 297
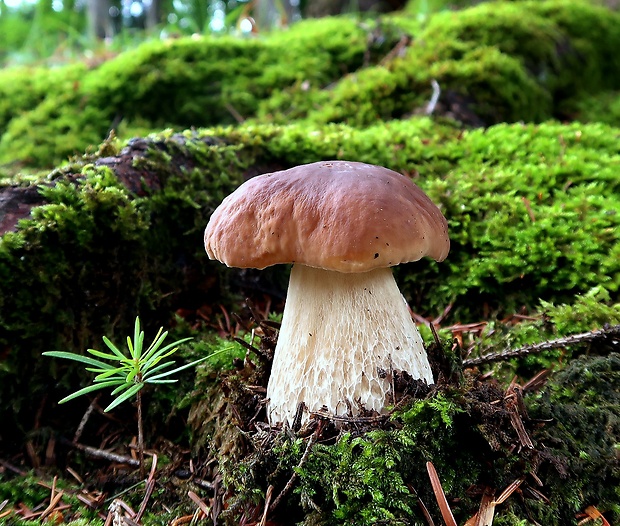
2, 118, 619, 451
0, 62, 87, 135
220, 357, 619, 524
262, 0, 620, 127
224, 119, 620, 318
452, 286, 620, 381
569, 90, 620, 126
528, 353, 620, 523
5, 1, 620, 168
0, 17, 409, 169
0, 90, 109, 167
0, 133, 248, 445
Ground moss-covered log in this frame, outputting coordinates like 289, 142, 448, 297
1, 118, 619, 451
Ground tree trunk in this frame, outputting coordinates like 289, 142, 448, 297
304, 0, 408, 18
255, 0, 300, 30
87, 0, 113, 40
144, 0, 162, 31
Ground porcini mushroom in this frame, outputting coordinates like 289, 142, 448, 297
204, 160, 449, 425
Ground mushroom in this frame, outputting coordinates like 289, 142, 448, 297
204, 160, 449, 425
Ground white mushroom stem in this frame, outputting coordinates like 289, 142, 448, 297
266, 264, 434, 425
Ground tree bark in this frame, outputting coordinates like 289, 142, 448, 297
87, 0, 113, 40
303, 0, 408, 18
144, 0, 162, 30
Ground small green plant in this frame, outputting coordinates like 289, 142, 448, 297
43, 316, 207, 477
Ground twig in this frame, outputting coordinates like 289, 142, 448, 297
494, 478, 523, 505
59, 438, 140, 467
0, 458, 27, 476
506, 397, 533, 449
429, 322, 441, 347
464, 488, 496, 526
0, 500, 11, 520
425, 79, 441, 115
39, 489, 64, 521
225, 103, 245, 123
310, 409, 389, 425
521, 196, 536, 222
268, 432, 317, 514
73, 393, 101, 443
426, 462, 457, 526
187, 490, 211, 517
463, 324, 620, 366
379, 35, 412, 65
408, 485, 435, 526
259, 485, 274, 526
134, 454, 158, 522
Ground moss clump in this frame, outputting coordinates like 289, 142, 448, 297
0, 62, 88, 135
219, 353, 619, 525
261, 0, 620, 127
0, 17, 409, 169
569, 90, 620, 126
220, 119, 620, 318
0, 132, 248, 446
527, 353, 620, 523
4, 1, 620, 168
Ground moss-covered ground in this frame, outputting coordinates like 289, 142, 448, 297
1, 0, 619, 524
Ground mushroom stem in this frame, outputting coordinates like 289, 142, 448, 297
266, 264, 433, 425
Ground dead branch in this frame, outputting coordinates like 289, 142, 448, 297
463, 324, 620, 367
59, 438, 140, 467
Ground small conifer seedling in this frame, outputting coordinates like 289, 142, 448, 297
44, 317, 207, 477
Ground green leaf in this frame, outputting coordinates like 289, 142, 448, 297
142, 360, 176, 379
125, 367, 140, 384
93, 367, 126, 381
111, 382, 135, 396
58, 380, 125, 404
127, 335, 136, 359
146, 379, 178, 384
133, 317, 141, 356
143, 337, 192, 369
105, 383, 144, 412
102, 336, 126, 360
141, 330, 169, 363
43, 351, 113, 370
146, 356, 210, 381
87, 348, 121, 362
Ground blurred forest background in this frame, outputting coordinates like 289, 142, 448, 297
0, 0, 507, 67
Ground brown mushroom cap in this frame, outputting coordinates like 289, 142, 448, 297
204, 160, 449, 273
